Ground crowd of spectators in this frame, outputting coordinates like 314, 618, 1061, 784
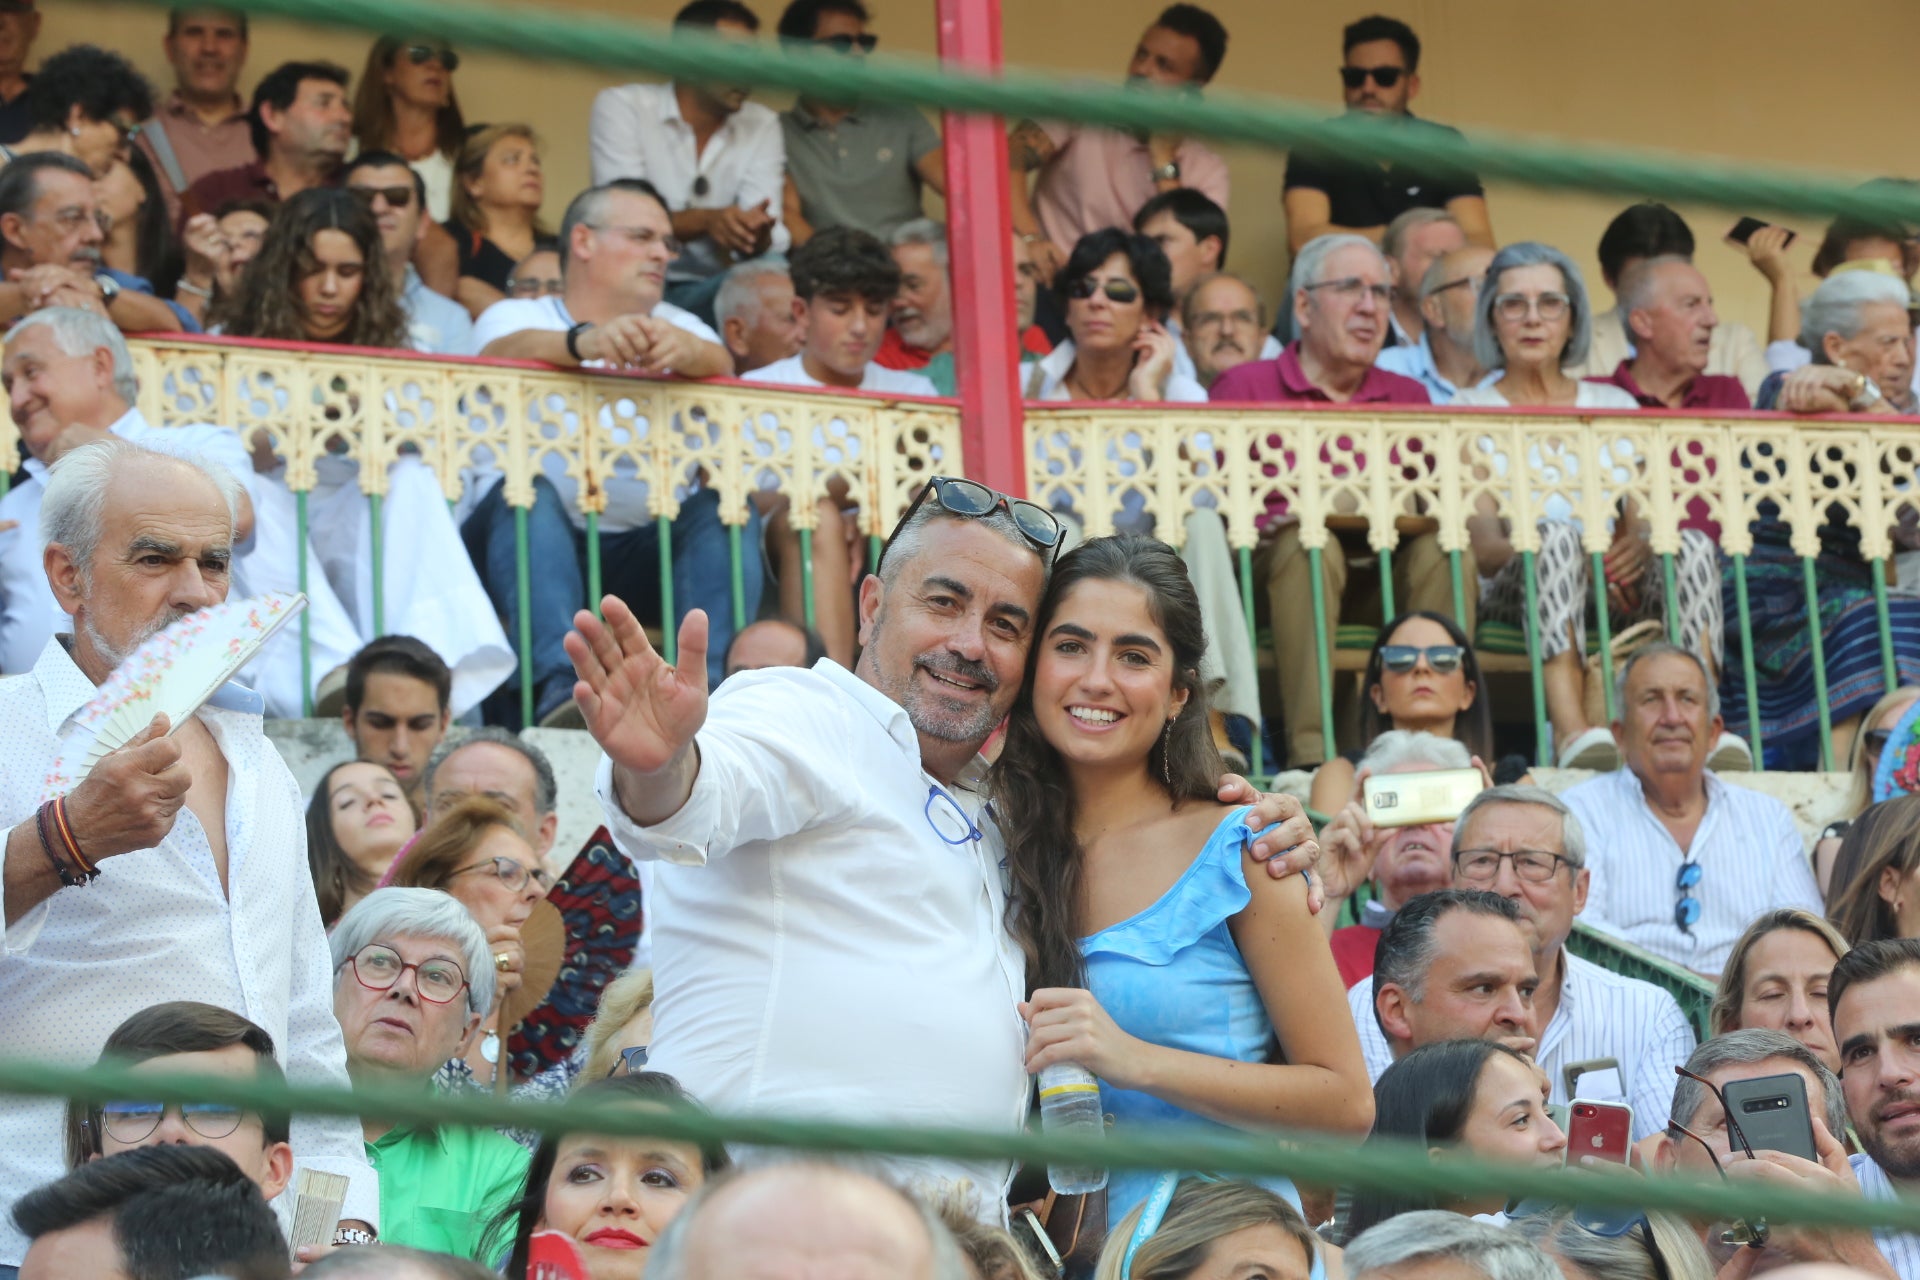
7, 2, 1920, 1280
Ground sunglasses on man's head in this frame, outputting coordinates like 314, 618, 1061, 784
404, 43, 459, 71
880, 475, 1064, 572
1065, 276, 1140, 305
1341, 65, 1404, 89
817, 32, 877, 52
1379, 644, 1465, 675
349, 184, 414, 210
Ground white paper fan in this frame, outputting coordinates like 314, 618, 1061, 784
41, 593, 306, 799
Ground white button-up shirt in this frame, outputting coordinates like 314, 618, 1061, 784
587, 81, 790, 282
0, 639, 377, 1264
1560, 768, 1821, 975
593, 659, 1030, 1209
1851, 1153, 1920, 1279
746, 354, 939, 397
1346, 947, 1697, 1141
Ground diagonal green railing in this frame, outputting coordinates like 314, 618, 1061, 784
9, 1057, 1920, 1232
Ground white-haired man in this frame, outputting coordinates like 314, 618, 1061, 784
1347, 1211, 1561, 1280
876, 218, 952, 371
713, 260, 800, 376
0, 437, 377, 1274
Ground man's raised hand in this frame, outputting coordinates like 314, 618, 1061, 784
65, 714, 192, 859
565, 597, 710, 776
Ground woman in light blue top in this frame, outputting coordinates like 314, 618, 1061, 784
991, 534, 1374, 1234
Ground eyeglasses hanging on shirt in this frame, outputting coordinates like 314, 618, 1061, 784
1674, 860, 1703, 934
924, 783, 983, 846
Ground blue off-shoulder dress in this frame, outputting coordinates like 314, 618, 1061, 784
1081, 805, 1320, 1273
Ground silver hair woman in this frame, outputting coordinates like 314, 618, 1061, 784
328, 886, 495, 1023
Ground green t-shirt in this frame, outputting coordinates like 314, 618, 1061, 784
367, 1124, 531, 1260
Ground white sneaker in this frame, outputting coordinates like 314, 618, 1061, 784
1708, 731, 1754, 773
1557, 726, 1621, 771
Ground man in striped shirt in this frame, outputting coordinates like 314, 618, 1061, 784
1347, 786, 1696, 1140
1833, 939, 1920, 1280
1561, 643, 1821, 978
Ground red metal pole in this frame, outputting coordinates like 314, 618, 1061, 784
936, 0, 1025, 496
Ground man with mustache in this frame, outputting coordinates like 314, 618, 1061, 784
1831, 939, 1920, 1279
0, 435, 378, 1276
1180, 272, 1267, 390
1593, 256, 1752, 410
875, 217, 950, 372
1282, 14, 1492, 254
138, 5, 253, 230
1561, 643, 1820, 976
1135, 189, 1280, 387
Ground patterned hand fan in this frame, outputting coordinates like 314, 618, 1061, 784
41, 593, 306, 799
1872, 696, 1920, 803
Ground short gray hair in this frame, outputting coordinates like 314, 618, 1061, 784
1359, 728, 1471, 776
424, 726, 558, 817
876, 488, 1044, 586
1455, 783, 1587, 870
647, 1161, 971, 1280
328, 887, 494, 1021
1512, 1208, 1713, 1280
41, 438, 241, 575
1668, 1028, 1847, 1143
1614, 640, 1720, 724
1347, 1210, 1561, 1280
889, 218, 949, 271
1382, 207, 1458, 263
1800, 269, 1913, 361
713, 259, 791, 328
10, 307, 138, 404
1289, 232, 1387, 309
1473, 241, 1597, 372
1616, 253, 1695, 337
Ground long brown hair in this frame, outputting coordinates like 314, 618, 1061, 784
304, 759, 406, 927
388, 794, 526, 889
351, 35, 466, 161
1828, 793, 1920, 946
222, 187, 408, 349
991, 534, 1223, 994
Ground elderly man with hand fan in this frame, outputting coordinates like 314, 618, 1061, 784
0, 436, 379, 1277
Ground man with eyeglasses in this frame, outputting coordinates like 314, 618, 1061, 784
343, 150, 474, 356
1136, 189, 1281, 388
1179, 272, 1268, 390
330, 888, 530, 1259
1658, 1028, 1895, 1277
1592, 256, 1752, 411
570, 473, 1317, 1216
1561, 643, 1819, 977
1282, 15, 1492, 255
590, 0, 787, 326
1377, 208, 1464, 349
776, 0, 943, 244
1376, 243, 1495, 402
138, 6, 253, 230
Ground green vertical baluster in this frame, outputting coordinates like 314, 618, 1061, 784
1591, 551, 1616, 726
1378, 544, 1396, 622
585, 511, 603, 620
297, 489, 312, 717
1523, 550, 1550, 767
368, 493, 385, 638
730, 524, 746, 632
658, 514, 676, 665
800, 528, 817, 629
1661, 552, 1679, 645
0, 470, 10, 498
1732, 554, 1764, 771
1239, 545, 1263, 779
870, 533, 884, 575
1309, 545, 1335, 760
1873, 557, 1899, 694
1449, 548, 1466, 624
515, 506, 533, 728
1801, 555, 1834, 771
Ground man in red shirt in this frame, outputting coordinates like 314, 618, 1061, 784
1592, 257, 1751, 410
1210, 232, 1449, 767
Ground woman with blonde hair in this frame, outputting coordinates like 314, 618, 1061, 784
1095, 1178, 1327, 1280
1826, 793, 1920, 948
445, 123, 550, 318
1709, 909, 1849, 1074
1813, 684, 1920, 893
351, 35, 466, 221
1511, 1203, 1715, 1280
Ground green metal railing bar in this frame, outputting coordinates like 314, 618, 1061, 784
1448, 550, 1467, 631
658, 515, 676, 665
1660, 553, 1679, 646
296, 490, 313, 718
367, 493, 385, 638
1521, 550, 1549, 767
799, 528, 817, 630
514, 506, 534, 729
5, 1057, 1917, 1232
1874, 559, 1899, 696
1567, 922, 1717, 1041
1732, 556, 1764, 771
1377, 545, 1396, 623
1238, 546, 1264, 779
104, 0, 1920, 228
586, 512, 604, 621
1590, 552, 1616, 727
1802, 557, 1836, 772
870, 533, 884, 576
729, 525, 746, 632
1308, 547, 1335, 759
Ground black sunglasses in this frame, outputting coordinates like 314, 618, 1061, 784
881, 475, 1064, 571
817, 32, 877, 52
404, 43, 460, 71
1379, 643, 1464, 675
1065, 277, 1140, 305
1341, 65, 1404, 89
349, 184, 415, 210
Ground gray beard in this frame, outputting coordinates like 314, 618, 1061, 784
80, 607, 190, 672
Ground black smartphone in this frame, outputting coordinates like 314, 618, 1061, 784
1728, 217, 1798, 249
1720, 1072, 1817, 1162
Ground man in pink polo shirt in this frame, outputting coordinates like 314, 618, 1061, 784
1006, 4, 1230, 284
1210, 233, 1446, 768
1591, 257, 1752, 411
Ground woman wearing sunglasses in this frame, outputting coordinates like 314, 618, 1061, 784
1026, 227, 1206, 404
1307, 610, 1494, 817
1511, 1202, 1715, 1280
352, 36, 466, 223
995, 535, 1372, 1239
1811, 685, 1920, 893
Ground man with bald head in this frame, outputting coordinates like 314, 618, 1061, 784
1180, 272, 1268, 389
648, 1163, 969, 1280
0, 438, 376, 1272
1377, 243, 1495, 402
1594, 256, 1752, 410
724, 618, 824, 678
